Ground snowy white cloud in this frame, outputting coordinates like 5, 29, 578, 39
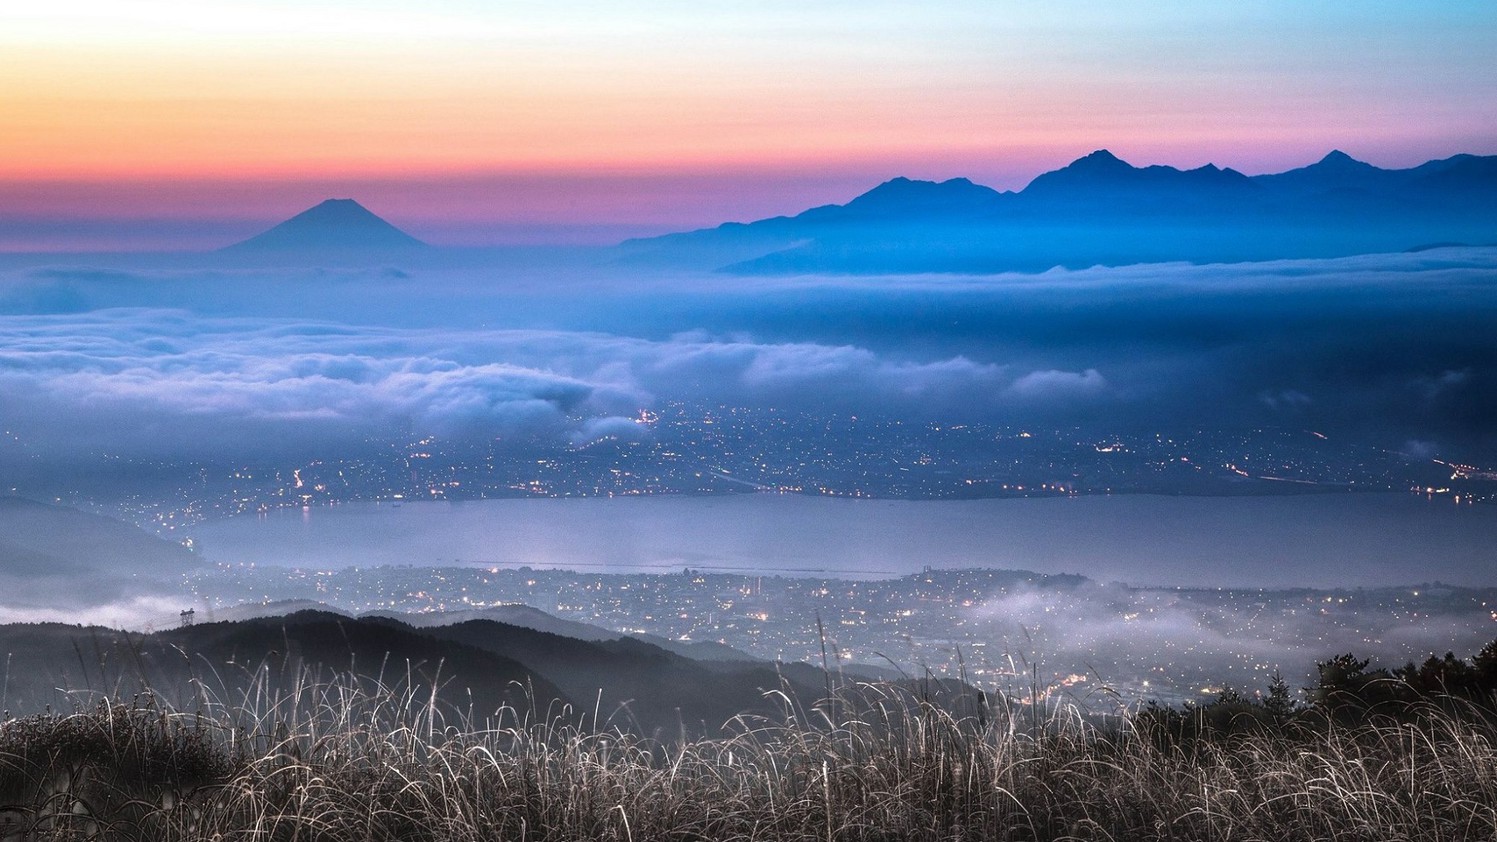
0, 247, 1494, 465
0, 309, 1104, 462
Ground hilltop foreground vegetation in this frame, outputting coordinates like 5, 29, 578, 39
2, 643, 1497, 840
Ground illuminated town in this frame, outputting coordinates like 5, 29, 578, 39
184, 561, 1497, 709
8, 401, 1486, 537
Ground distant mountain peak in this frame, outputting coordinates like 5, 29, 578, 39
223, 199, 428, 253
305, 197, 371, 215
1248, 149, 1387, 194
1025, 150, 1136, 188
1080, 148, 1126, 163
1022, 148, 1259, 198
837, 175, 1004, 216
631, 147, 1497, 274
1312, 149, 1374, 170
860, 175, 983, 193
1067, 149, 1133, 173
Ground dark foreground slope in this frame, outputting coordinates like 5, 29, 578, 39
3, 645, 1497, 841
0, 611, 827, 737
0, 612, 564, 721
416, 619, 824, 735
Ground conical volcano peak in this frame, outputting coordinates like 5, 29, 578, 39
301, 198, 376, 217
223, 199, 428, 254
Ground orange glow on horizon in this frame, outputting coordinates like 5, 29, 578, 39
8, 11, 1485, 185
3, 61, 1085, 184
2, 0, 1492, 247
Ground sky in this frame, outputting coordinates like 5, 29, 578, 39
2, 0, 1496, 249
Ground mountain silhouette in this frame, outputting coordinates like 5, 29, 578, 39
223, 199, 428, 255
622, 149, 1497, 274
199, 599, 764, 668
415, 619, 822, 736
830, 176, 1008, 220
1022, 149, 1258, 204
369, 603, 622, 641
1407, 154, 1497, 199
0, 497, 201, 609
0, 611, 568, 721
1253, 150, 1411, 199
0, 611, 831, 738
365, 604, 758, 661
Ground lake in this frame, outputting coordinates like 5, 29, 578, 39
186, 492, 1497, 589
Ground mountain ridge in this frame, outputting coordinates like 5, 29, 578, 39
620, 149, 1497, 274
0, 610, 832, 738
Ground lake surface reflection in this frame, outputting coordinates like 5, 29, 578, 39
190, 493, 1497, 588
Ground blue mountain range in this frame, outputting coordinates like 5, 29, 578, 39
624, 150, 1497, 273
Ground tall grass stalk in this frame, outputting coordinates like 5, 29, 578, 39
0, 670, 1494, 841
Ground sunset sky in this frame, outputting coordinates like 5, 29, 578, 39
3, 0, 1495, 249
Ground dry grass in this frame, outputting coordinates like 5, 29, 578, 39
1, 673, 1495, 841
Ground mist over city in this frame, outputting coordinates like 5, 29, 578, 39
3, 193, 1495, 702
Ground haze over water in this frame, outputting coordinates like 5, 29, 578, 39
191, 493, 1497, 589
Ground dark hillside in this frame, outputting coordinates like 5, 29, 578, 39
419, 619, 825, 736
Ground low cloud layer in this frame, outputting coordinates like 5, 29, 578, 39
962, 581, 1497, 699
0, 310, 1106, 466
1, 248, 1494, 472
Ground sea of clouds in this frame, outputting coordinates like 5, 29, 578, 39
0, 246, 1494, 643
1, 248, 1493, 468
